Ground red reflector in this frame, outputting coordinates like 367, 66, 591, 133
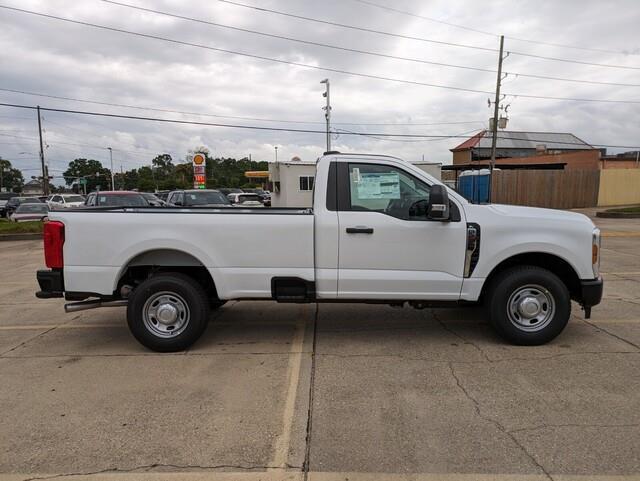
43, 221, 65, 268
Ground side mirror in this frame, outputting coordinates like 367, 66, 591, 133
174, 200, 182, 206
428, 184, 450, 221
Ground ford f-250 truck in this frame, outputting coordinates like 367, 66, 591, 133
36, 153, 603, 352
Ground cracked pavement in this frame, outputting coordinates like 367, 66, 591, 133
1, 211, 639, 480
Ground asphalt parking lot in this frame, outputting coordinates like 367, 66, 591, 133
1, 211, 639, 481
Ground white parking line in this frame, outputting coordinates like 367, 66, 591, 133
269, 306, 308, 470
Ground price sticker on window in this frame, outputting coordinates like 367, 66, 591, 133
356, 172, 400, 200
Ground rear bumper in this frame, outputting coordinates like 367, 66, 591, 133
36, 269, 64, 298
579, 277, 603, 308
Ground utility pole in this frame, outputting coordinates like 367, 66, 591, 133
488, 35, 505, 203
274, 146, 278, 163
320, 78, 331, 152
108, 147, 115, 190
36, 105, 49, 196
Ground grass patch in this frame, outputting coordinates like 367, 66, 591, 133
0, 219, 44, 234
606, 205, 640, 214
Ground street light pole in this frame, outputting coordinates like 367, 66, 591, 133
107, 147, 114, 190
320, 79, 331, 152
274, 146, 278, 163
36, 105, 49, 196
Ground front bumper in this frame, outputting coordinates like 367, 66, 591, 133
580, 277, 603, 307
36, 269, 64, 298
578, 277, 603, 318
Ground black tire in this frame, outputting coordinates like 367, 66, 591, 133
127, 273, 210, 352
486, 266, 570, 345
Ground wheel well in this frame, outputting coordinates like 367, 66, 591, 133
481, 252, 581, 302
117, 249, 218, 300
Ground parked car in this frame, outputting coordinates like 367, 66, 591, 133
227, 192, 265, 207
166, 189, 232, 207
47, 194, 86, 209
0, 192, 16, 218
155, 190, 171, 202
84, 191, 149, 207
10, 202, 49, 222
36, 152, 603, 353
217, 188, 244, 197
243, 188, 271, 206
4, 196, 42, 218
141, 192, 165, 206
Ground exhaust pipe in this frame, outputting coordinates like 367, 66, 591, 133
64, 299, 128, 313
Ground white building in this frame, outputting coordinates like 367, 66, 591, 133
268, 157, 442, 208
268, 159, 317, 208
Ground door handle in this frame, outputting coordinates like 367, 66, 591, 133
346, 227, 374, 234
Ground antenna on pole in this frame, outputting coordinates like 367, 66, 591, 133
320, 79, 331, 152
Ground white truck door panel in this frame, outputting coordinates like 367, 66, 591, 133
336, 161, 466, 300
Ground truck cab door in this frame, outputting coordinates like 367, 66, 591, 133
336, 161, 466, 300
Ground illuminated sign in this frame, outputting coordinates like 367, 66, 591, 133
192, 153, 206, 189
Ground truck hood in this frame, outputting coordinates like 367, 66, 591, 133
486, 203, 594, 227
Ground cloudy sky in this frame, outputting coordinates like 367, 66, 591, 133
1, 0, 639, 183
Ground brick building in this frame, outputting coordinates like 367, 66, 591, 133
450, 130, 600, 169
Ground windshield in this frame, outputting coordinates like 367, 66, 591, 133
184, 191, 230, 206
16, 204, 48, 213
97, 194, 148, 206
238, 194, 261, 202
19, 198, 42, 204
64, 196, 85, 203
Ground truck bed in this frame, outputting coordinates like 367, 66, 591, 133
65, 206, 313, 215
50, 207, 315, 299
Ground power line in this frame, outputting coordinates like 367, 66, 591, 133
0, 87, 486, 127
216, 0, 640, 70
2, 6, 639, 104
2, 102, 640, 149
100, 0, 640, 88
0, 7, 494, 96
215, 0, 496, 53
351, 0, 638, 56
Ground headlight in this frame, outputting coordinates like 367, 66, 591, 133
592, 227, 601, 277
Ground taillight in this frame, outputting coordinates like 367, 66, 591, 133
44, 221, 64, 268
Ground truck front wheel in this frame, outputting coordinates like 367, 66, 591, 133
487, 266, 570, 345
127, 273, 210, 352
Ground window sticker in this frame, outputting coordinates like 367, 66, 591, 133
356, 172, 401, 200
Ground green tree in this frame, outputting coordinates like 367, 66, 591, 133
0, 158, 25, 193
63, 158, 111, 192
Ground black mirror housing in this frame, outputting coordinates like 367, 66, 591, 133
428, 184, 450, 221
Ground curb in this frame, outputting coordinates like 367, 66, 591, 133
596, 211, 640, 219
0, 233, 43, 241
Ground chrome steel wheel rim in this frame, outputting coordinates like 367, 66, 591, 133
507, 284, 555, 332
142, 291, 190, 338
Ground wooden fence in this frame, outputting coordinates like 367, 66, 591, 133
491, 169, 601, 209
598, 169, 640, 206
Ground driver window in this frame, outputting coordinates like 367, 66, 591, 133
348, 163, 431, 220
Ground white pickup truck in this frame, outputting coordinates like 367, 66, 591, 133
36, 153, 603, 352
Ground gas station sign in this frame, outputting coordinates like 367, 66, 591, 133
192, 153, 206, 189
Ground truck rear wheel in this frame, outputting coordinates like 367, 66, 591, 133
487, 266, 570, 345
127, 273, 210, 352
